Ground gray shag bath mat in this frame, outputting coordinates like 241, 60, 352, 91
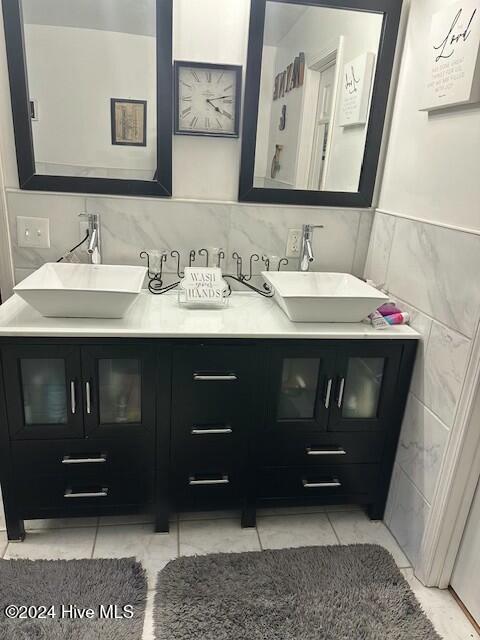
155, 544, 441, 639
0, 557, 147, 639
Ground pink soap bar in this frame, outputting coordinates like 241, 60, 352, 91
377, 303, 402, 317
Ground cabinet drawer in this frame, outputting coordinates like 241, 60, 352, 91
11, 438, 154, 476
260, 432, 385, 466
172, 427, 247, 467
173, 466, 241, 505
16, 472, 151, 511
258, 464, 380, 499
172, 345, 262, 426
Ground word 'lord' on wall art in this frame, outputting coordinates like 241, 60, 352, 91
338, 52, 376, 127
420, 0, 480, 111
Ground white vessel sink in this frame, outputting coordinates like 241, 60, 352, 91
14, 262, 147, 319
262, 271, 388, 323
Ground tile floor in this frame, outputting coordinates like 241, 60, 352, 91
1, 504, 478, 640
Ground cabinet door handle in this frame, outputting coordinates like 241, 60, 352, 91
337, 377, 345, 408
62, 454, 107, 465
188, 474, 229, 485
64, 487, 108, 498
85, 381, 92, 414
193, 373, 238, 381
306, 447, 347, 456
70, 381, 76, 415
302, 478, 341, 489
324, 378, 333, 409
191, 426, 233, 435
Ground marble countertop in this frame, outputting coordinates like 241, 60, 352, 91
0, 292, 420, 339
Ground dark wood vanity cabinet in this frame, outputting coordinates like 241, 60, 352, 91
0, 338, 416, 540
260, 342, 411, 518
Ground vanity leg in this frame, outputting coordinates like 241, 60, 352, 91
367, 501, 386, 521
155, 503, 170, 533
6, 514, 25, 542
241, 502, 256, 528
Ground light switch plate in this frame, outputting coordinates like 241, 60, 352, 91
17, 216, 50, 249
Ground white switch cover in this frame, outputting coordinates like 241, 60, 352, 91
17, 216, 50, 249
286, 228, 302, 258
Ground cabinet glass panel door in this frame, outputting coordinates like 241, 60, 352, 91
270, 347, 335, 431
21, 358, 68, 425
277, 358, 320, 420
98, 358, 142, 424
329, 345, 402, 431
2, 345, 84, 439
82, 346, 155, 436
341, 357, 384, 419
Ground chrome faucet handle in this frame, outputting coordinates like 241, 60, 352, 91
303, 224, 324, 231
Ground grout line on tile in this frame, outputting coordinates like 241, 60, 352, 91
407, 391, 451, 433
178, 512, 241, 523
325, 513, 342, 545
388, 291, 472, 341
255, 526, 263, 551
90, 522, 100, 560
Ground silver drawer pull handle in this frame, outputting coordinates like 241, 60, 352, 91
302, 478, 342, 489
337, 377, 345, 408
324, 378, 332, 409
306, 447, 347, 456
64, 487, 108, 498
62, 454, 107, 465
188, 474, 229, 486
85, 381, 92, 414
70, 381, 76, 415
191, 427, 233, 435
193, 374, 238, 381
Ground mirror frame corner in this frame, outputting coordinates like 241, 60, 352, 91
239, 0, 403, 208
1, 0, 173, 198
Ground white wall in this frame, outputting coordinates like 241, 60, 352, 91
365, 0, 480, 575
257, 6, 382, 191
379, 1, 480, 230
24, 24, 157, 179
172, 0, 250, 200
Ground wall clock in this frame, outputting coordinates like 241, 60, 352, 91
174, 61, 242, 138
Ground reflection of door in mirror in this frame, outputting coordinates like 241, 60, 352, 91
253, 2, 382, 194
308, 60, 336, 190
21, 0, 158, 181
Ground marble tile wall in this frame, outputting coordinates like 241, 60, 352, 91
365, 211, 480, 569
6, 190, 373, 283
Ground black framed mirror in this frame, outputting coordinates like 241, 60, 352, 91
2, 0, 172, 197
239, 0, 402, 207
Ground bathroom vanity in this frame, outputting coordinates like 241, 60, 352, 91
0, 292, 418, 541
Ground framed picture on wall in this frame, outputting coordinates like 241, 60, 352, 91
111, 98, 147, 146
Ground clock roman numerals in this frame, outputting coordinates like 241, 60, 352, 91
222, 110, 232, 120
191, 70, 200, 82
181, 106, 192, 118
206, 71, 212, 83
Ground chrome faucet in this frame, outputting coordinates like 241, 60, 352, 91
299, 224, 323, 271
79, 213, 101, 264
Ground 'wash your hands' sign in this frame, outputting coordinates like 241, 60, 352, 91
179, 267, 228, 307
421, 0, 480, 111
